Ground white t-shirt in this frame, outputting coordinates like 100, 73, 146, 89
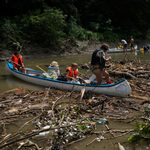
121, 39, 127, 44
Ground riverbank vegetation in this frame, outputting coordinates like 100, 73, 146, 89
1, 0, 150, 52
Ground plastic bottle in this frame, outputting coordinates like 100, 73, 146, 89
118, 143, 125, 150
89, 74, 96, 81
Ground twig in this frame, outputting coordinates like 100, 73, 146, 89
0, 110, 44, 145
52, 95, 64, 117
86, 137, 97, 146
105, 125, 115, 137
59, 115, 64, 126
66, 135, 90, 146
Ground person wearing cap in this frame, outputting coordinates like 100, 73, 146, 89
91, 43, 111, 85
48, 61, 60, 76
121, 39, 127, 52
66, 63, 81, 81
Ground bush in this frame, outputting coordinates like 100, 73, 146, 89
21, 8, 67, 46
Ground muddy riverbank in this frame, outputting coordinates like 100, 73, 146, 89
1, 40, 150, 61
0, 59, 150, 150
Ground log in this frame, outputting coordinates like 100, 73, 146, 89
109, 71, 136, 79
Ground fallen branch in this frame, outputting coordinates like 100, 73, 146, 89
105, 125, 115, 137
109, 71, 136, 79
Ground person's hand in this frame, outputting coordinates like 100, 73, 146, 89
6, 58, 10, 62
72, 77, 76, 81
108, 57, 111, 61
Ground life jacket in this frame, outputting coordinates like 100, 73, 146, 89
91, 49, 106, 69
66, 67, 78, 77
12, 55, 23, 68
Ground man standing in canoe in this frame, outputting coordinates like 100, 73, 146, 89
10, 51, 26, 73
91, 43, 111, 85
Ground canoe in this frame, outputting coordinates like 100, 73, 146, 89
5, 62, 131, 97
108, 45, 138, 53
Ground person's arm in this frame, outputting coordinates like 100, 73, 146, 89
22, 62, 25, 68
76, 75, 82, 79
66, 70, 76, 80
106, 57, 111, 62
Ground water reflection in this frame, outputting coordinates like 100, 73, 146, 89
6, 75, 43, 92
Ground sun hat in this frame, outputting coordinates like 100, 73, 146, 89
50, 61, 59, 67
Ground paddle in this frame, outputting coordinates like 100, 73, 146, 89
36, 65, 47, 73
78, 78, 91, 84
8, 59, 22, 67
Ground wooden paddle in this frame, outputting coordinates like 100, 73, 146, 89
36, 65, 47, 73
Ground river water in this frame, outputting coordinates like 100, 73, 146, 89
0, 50, 150, 149
1, 50, 150, 93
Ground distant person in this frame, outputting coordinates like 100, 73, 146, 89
91, 43, 111, 85
121, 39, 127, 52
9, 51, 26, 73
66, 63, 82, 82
130, 36, 135, 51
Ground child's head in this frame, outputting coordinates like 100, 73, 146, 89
14, 51, 20, 58
71, 63, 78, 70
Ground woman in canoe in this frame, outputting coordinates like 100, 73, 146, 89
91, 43, 111, 85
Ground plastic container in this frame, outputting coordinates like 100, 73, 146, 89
118, 143, 125, 150
47, 66, 60, 76
89, 74, 96, 81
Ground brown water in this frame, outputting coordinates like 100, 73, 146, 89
1, 50, 150, 93
0, 51, 150, 149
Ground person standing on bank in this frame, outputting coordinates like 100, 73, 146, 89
130, 36, 135, 51
121, 39, 127, 52
91, 43, 111, 85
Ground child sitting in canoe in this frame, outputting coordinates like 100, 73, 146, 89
8, 51, 26, 74
66, 63, 82, 83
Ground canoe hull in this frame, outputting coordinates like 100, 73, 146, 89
5, 62, 131, 97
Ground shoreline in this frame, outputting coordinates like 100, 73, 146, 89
0, 39, 150, 61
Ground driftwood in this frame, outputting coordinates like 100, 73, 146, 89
105, 125, 115, 137
109, 70, 136, 79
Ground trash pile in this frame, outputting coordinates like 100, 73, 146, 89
0, 59, 150, 149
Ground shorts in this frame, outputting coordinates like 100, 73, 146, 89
92, 67, 101, 72
92, 67, 105, 72
130, 43, 134, 48
124, 44, 127, 48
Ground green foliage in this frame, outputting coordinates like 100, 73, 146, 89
127, 104, 150, 144
27, 8, 67, 46
1, 19, 19, 39
1, 0, 150, 49
127, 133, 141, 144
